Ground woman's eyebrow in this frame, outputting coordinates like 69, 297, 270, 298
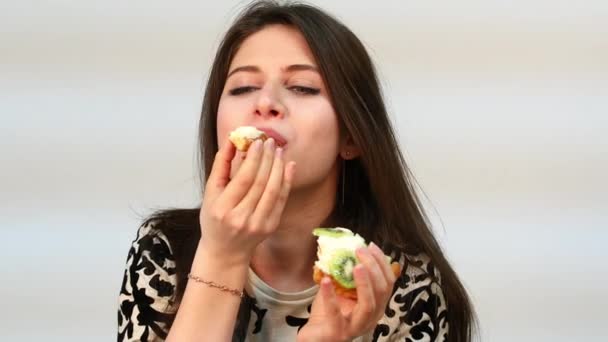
284, 64, 319, 73
227, 64, 319, 78
227, 65, 260, 78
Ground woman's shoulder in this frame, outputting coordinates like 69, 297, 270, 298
117, 219, 179, 340
394, 250, 444, 289
389, 250, 447, 309
373, 250, 449, 341
131, 219, 177, 278
119, 219, 178, 306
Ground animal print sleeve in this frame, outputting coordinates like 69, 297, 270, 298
117, 222, 177, 342
372, 253, 449, 342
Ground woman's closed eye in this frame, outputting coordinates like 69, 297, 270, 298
228, 85, 321, 96
229, 86, 258, 96
288, 85, 320, 95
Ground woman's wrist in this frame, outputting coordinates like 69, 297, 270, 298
188, 242, 251, 291
167, 241, 251, 341
194, 240, 253, 270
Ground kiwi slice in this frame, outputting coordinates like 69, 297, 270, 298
328, 249, 359, 289
312, 227, 354, 238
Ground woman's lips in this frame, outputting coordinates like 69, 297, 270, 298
257, 127, 288, 147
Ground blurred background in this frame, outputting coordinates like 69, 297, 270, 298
1, 0, 606, 341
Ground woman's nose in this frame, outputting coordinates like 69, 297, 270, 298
254, 86, 286, 119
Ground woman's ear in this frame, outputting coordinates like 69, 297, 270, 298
339, 134, 361, 160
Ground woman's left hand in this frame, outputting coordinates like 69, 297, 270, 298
297, 243, 399, 342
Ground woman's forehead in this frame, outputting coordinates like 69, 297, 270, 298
229, 25, 317, 71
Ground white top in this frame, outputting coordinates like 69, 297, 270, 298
117, 221, 451, 341
245, 267, 375, 342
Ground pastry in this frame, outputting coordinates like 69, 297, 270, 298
228, 126, 268, 151
313, 227, 401, 299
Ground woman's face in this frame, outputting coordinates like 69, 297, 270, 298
217, 24, 341, 189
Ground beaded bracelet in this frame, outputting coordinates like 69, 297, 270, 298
187, 273, 244, 298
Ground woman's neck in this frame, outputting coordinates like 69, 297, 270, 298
250, 177, 338, 293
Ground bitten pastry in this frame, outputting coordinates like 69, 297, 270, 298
228, 126, 268, 151
312, 227, 401, 299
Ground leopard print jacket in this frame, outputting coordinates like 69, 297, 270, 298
117, 222, 449, 341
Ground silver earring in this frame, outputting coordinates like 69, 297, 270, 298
341, 158, 346, 207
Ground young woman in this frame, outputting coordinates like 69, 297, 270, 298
117, 1, 476, 341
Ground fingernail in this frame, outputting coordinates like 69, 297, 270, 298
369, 242, 383, 256
266, 138, 275, 150
252, 139, 263, 151
275, 147, 283, 158
356, 247, 370, 257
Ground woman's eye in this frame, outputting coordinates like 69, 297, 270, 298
229, 86, 257, 96
289, 86, 321, 95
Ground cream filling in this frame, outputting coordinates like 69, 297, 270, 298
314, 230, 366, 276
314, 228, 393, 280
229, 126, 264, 140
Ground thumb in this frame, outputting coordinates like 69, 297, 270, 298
205, 141, 236, 198
311, 277, 341, 318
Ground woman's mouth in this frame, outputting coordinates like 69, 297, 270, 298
257, 127, 288, 148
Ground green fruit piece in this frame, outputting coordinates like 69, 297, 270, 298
329, 249, 359, 289
312, 227, 354, 238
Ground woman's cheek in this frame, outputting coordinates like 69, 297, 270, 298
291, 133, 339, 187
216, 96, 247, 141
216, 104, 244, 179
216, 111, 229, 145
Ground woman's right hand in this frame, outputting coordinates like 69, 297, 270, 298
198, 137, 296, 266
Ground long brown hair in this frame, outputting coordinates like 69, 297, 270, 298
145, 1, 476, 341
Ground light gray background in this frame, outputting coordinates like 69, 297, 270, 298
1, 0, 606, 341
